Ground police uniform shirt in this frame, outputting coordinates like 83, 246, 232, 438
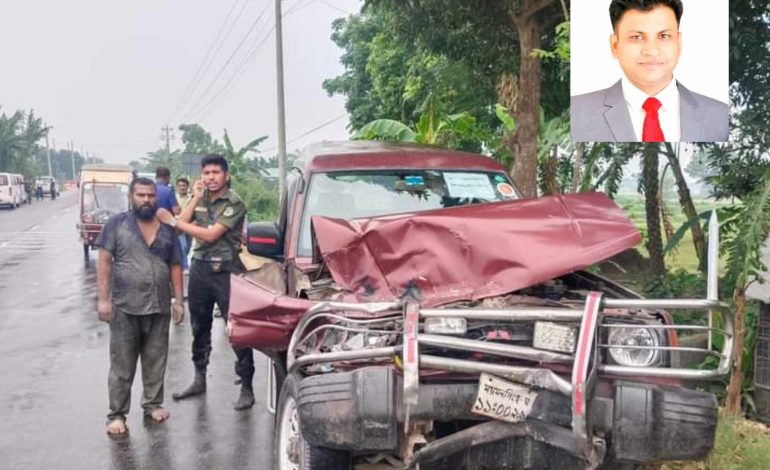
191, 188, 245, 262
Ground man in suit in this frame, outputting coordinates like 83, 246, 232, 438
570, 0, 728, 143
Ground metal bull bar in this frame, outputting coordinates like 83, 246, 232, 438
285, 211, 733, 443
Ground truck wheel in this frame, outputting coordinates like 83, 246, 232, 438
274, 373, 351, 470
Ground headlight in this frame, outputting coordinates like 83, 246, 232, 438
607, 325, 661, 367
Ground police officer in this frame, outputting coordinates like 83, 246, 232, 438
155, 154, 255, 410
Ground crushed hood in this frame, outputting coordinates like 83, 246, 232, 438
311, 192, 641, 308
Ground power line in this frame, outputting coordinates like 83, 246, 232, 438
317, 0, 351, 15
179, 0, 272, 122
194, 0, 322, 121
197, 23, 276, 120
168, 0, 246, 122
283, 0, 311, 16
259, 114, 347, 154
287, 114, 346, 144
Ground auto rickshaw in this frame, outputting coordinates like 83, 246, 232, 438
77, 164, 134, 263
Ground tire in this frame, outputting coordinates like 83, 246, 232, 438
83, 244, 90, 264
274, 373, 352, 470
265, 351, 287, 399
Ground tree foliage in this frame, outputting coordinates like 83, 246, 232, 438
0, 107, 51, 178
178, 123, 224, 155
222, 130, 268, 177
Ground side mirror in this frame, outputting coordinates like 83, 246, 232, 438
246, 222, 283, 260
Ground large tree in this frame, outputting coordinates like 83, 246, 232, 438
323, 7, 503, 154
641, 144, 666, 276
327, 1, 569, 196
178, 123, 224, 155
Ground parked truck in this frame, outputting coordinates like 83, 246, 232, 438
229, 141, 733, 469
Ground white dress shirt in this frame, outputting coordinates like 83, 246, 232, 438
621, 76, 681, 142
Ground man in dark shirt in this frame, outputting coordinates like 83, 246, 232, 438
155, 167, 180, 214
95, 177, 184, 435
156, 154, 255, 410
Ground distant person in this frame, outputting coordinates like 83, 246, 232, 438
49, 180, 56, 200
24, 181, 33, 204
95, 177, 184, 436
175, 177, 193, 270
35, 181, 43, 201
570, 0, 729, 142
154, 167, 180, 215
156, 154, 255, 410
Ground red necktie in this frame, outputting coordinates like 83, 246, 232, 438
642, 97, 665, 142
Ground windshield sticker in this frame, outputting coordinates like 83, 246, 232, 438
496, 183, 515, 198
494, 174, 507, 183
443, 173, 496, 200
404, 175, 425, 186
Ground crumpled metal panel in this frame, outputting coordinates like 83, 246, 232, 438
312, 192, 641, 308
228, 274, 314, 349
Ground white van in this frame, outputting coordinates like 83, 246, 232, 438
0, 173, 27, 208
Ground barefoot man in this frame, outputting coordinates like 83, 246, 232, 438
95, 177, 185, 435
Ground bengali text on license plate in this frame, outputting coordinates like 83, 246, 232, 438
472, 372, 538, 423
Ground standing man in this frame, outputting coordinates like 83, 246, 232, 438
175, 177, 193, 212
155, 167, 180, 215
175, 177, 193, 270
156, 154, 255, 410
95, 177, 185, 435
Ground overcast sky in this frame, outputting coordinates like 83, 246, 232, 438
0, 0, 361, 164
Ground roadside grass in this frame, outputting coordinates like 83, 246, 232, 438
661, 412, 770, 469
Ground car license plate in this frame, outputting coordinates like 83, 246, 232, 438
472, 373, 537, 423
533, 321, 577, 353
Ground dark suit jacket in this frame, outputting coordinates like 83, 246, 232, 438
570, 80, 729, 142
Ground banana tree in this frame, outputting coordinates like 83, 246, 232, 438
0, 110, 25, 171
222, 130, 268, 177
725, 168, 770, 414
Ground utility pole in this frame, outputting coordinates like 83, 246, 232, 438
275, 0, 287, 197
161, 125, 173, 154
45, 135, 53, 177
70, 142, 77, 179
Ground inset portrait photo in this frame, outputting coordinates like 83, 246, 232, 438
570, 0, 729, 143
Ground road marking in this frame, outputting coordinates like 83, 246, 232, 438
0, 242, 7, 248
30, 225, 39, 231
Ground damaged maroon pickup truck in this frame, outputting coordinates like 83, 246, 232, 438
228, 141, 734, 469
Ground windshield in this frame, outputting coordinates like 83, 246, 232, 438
298, 170, 516, 257
82, 183, 129, 223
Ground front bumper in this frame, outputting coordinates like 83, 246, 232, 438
297, 367, 717, 468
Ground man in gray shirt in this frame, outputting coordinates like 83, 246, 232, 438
95, 177, 184, 435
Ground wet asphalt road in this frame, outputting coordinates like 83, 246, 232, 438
0, 191, 274, 470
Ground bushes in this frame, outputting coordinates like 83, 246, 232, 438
231, 173, 279, 223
